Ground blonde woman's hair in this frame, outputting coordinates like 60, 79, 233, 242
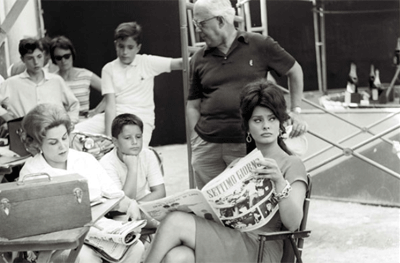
21, 103, 72, 155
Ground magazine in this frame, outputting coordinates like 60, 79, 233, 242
139, 149, 279, 232
84, 218, 146, 262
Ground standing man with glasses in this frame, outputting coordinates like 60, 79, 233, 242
188, 0, 307, 189
0, 38, 79, 137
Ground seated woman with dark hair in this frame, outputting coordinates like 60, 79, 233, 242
50, 36, 104, 118
19, 103, 144, 263
143, 79, 308, 263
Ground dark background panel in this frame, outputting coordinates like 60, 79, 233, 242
321, 0, 400, 89
41, 0, 399, 146
252, 0, 319, 90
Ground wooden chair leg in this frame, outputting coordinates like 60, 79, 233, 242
289, 235, 302, 263
36, 251, 53, 263
257, 237, 266, 263
65, 233, 87, 263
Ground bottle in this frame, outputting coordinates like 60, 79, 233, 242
374, 69, 382, 97
369, 64, 378, 100
394, 37, 400, 65
346, 62, 358, 93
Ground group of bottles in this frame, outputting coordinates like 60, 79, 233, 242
369, 64, 382, 101
346, 62, 382, 101
394, 37, 400, 66
346, 37, 400, 103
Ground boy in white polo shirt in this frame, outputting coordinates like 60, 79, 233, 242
100, 113, 165, 204
75, 22, 182, 146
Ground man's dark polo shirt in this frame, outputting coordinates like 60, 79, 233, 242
189, 30, 295, 143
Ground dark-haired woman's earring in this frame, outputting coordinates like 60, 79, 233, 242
279, 130, 287, 139
246, 132, 252, 143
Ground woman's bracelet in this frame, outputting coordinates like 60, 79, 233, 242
273, 180, 292, 203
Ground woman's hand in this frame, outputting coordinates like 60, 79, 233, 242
140, 210, 160, 228
252, 158, 287, 189
0, 123, 8, 138
127, 200, 141, 221
87, 109, 98, 118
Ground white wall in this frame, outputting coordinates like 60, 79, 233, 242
1, 0, 41, 74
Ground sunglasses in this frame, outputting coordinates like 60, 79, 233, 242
54, 54, 72, 61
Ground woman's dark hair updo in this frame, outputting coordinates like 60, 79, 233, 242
239, 79, 292, 155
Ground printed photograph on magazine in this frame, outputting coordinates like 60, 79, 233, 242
84, 218, 146, 262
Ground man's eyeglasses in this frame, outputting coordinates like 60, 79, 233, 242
192, 16, 219, 29
54, 54, 72, 61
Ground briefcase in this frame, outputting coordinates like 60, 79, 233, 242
0, 173, 92, 239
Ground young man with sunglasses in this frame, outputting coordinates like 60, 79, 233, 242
188, 0, 307, 189
0, 38, 79, 137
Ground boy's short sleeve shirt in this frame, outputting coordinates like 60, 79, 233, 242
100, 55, 172, 124
100, 147, 164, 200
0, 70, 79, 123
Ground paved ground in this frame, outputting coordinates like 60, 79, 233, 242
154, 144, 400, 263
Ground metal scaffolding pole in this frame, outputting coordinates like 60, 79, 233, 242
319, 2, 328, 94
312, 0, 324, 94
179, 0, 195, 189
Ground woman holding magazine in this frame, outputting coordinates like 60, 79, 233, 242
18, 103, 144, 263
144, 79, 308, 263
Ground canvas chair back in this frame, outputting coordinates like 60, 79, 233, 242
280, 174, 312, 263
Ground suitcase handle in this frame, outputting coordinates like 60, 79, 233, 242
17, 172, 52, 185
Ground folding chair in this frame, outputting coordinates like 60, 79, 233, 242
148, 147, 164, 176
139, 147, 164, 241
257, 174, 312, 263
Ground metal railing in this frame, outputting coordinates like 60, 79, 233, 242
275, 85, 400, 181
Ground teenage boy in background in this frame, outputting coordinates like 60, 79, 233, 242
75, 22, 182, 147
0, 37, 79, 137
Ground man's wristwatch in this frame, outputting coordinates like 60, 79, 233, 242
291, 107, 302, 114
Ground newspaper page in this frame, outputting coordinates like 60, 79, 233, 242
139, 149, 278, 232
139, 189, 222, 225
202, 148, 279, 232
84, 218, 146, 262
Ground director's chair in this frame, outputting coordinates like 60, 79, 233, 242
257, 174, 312, 263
